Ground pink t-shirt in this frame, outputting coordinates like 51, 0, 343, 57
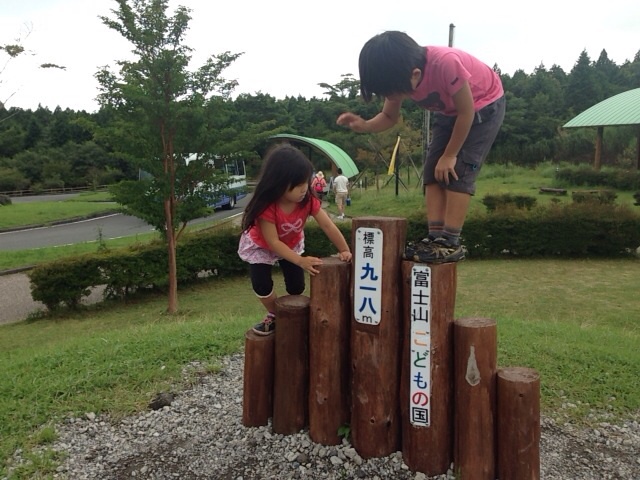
410, 46, 503, 116
247, 195, 321, 249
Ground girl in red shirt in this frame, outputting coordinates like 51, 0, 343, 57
238, 144, 352, 335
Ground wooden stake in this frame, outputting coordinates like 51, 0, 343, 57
309, 257, 352, 445
272, 295, 310, 435
350, 216, 406, 458
400, 261, 457, 475
454, 317, 498, 479
242, 329, 275, 427
497, 366, 541, 480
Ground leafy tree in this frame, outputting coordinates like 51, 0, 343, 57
1, 24, 65, 114
97, 0, 241, 313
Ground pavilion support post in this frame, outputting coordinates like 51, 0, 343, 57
594, 126, 603, 171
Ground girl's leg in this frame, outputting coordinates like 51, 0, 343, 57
249, 263, 277, 313
278, 259, 306, 296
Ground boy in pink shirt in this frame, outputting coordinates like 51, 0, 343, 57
338, 30, 505, 263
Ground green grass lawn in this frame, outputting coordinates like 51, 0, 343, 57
0, 192, 117, 229
1, 259, 638, 477
1, 164, 639, 477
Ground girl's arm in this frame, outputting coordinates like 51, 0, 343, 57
312, 209, 352, 262
259, 219, 324, 275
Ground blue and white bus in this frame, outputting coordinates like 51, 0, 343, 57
185, 154, 248, 210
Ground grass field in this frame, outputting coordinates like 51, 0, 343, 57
1, 259, 638, 477
0, 192, 117, 230
1, 163, 639, 477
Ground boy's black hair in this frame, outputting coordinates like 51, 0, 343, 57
359, 31, 426, 102
241, 143, 314, 232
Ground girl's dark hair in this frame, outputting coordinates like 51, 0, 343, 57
241, 143, 314, 232
359, 31, 426, 102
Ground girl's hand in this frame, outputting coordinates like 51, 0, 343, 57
338, 250, 352, 263
435, 155, 458, 184
298, 255, 323, 275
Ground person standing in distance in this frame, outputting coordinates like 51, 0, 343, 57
333, 168, 349, 220
337, 30, 505, 263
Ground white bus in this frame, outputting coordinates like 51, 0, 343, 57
185, 154, 248, 210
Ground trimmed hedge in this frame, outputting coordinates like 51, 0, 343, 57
29, 204, 640, 311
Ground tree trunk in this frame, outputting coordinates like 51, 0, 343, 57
164, 197, 178, 314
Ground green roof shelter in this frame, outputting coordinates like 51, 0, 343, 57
563, 88, 640, 170
269, 134, 359, 178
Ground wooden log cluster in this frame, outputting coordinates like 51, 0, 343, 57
242, 217, 540, 479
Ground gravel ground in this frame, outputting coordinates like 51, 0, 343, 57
5, 353, 639, 480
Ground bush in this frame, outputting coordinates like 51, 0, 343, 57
482, 193, 537, 212
0, 195, 11, 206
28, 208, 639, 312
572, 190, 617, 205
556, 166, 640, 190
462, 203, 640, 258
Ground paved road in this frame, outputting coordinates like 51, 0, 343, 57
0, 196, 250, 251
0, 195, 251, 323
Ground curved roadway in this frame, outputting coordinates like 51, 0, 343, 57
0, 195, 250, 251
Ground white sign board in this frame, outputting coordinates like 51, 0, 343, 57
409, 265, 432, 426
353, 227, 383, 325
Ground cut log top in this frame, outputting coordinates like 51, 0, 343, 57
354, 215, 407, 222
316, 256, 349, 268
275, 294, 310, 310
244, 330, 276, 343
498, 367, 540, 383
455, 317, 497, 328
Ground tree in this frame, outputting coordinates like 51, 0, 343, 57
1, 23, 65, 115
97, 0, 241, 313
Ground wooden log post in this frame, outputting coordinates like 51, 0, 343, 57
308, 257, 352, 445
497, 367, 541, 480
453, 317, 498, 479
242, 329, 275, 427
272, 294, 310, 435
350, 216, 407, 458
400, 261, 457, 476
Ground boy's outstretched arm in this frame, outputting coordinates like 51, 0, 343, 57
313, 209, 352, 262
337, 97, 402, 133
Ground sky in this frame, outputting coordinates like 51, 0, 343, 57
1, 0, 639, 113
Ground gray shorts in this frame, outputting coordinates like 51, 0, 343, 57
424, 95, 505, 195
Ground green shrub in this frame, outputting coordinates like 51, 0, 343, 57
462, 203, 640, 258
482, 193, 537, 212
0, 195, 11, 206
556, 166, 640, 190
571, 190, 617, 205
28, 208, 639, 312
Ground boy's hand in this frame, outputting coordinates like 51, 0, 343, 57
435, 155, 458, 184
337, 113, 367, 132
338, 250, 352, 263
298, 255, 323, 275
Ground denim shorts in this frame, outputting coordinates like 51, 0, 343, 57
424, 95, 506, 195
